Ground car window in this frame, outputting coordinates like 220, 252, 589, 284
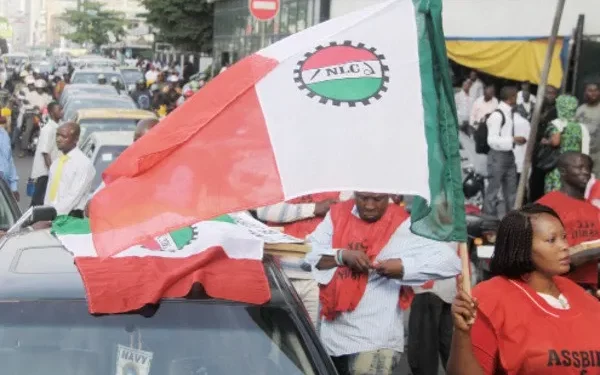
71, 72, 125, 86
91, 145, 127, 190
79, 119, 138, 145
0, 185, 16, 230
0, 300, 317, 375
121, 70, 144, 84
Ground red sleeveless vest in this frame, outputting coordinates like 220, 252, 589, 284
268, 192, 340, 239
473, 276, 600, 374
538, 191, 600, 286
319, 200, 410, 320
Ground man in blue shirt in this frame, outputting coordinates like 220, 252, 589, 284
0, 117, 18, 201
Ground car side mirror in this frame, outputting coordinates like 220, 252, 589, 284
28, 206, 57, 226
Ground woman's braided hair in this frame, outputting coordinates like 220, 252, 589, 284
489, 203, 563, 278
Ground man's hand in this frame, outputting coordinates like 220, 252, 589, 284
31, 221, 51, 230
12, 191, 19, 202
341, 250, 371, 273
513, 136, 526, 145
314, 198, 339, 217
372, 259, 404, 279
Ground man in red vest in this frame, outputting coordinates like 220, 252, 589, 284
537, 151, 600, 291
306, 192, 461, 375
256, 192, 345, 323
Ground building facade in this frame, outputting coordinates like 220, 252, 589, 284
211, 0, 329, 69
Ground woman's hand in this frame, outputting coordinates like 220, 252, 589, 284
451, 275, 479, 332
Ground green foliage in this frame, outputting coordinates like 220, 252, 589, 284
139, 0, 213, 52
61, 1, 127, 48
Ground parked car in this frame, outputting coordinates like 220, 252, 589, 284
0, 221, 337, 375
63, 95, 136, 122
59, 84, 121, 106
74, 108, 156, 145
80, 131, 134, 192
120, 67, 144, 92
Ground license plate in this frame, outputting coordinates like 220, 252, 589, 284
477, 245, 494, 259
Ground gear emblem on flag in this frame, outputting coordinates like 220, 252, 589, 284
140, 226, 197, 251
294, 41, 389, 106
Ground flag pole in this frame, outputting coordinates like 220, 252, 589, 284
459, 242, 471, 295
514, 0, 566, 209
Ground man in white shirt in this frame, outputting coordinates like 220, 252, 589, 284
513, 106, 531, 184
468, 70, 484, 103
469, 85, 498, 127
19, 79, 52, 157
30, 102, 62, 206
516, 81, 536, 119
44, 122, 95, 217
306, 192, 460, 374
483, 86, 526, 217
454, 80, 473, 126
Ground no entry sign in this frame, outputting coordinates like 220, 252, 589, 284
249, 0, 280, 21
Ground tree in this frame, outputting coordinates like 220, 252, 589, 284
61, 1, 127, 49
139, 0, 213, 52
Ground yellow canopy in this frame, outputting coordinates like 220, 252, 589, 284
446, 39, 564, 88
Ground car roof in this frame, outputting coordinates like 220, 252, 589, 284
77, 108, 155, 120
0, 229, 287, 304
87, 131, 134, 147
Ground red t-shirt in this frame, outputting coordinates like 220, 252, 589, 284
537, 191, 600, 286
471, 276, 600, 374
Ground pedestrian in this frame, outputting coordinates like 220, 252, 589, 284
30, 101, 62, 206
529, 85, 558, 202
483, 86, 524, 217
541, 95, 590, 193
407, 277, 455, 375
454, 79, 473, 126
306, 192, 461, 375
576, 82, 600, 177
516, 81, 536, 119
538, 152, 600, 290
44, 122, 95, 217
468, 70, 484, 103
257, 192, 345, 324
447, 203, 600, 375
469, 85, 498, 127
513, 105, 531, 184
0, 116, 19, 202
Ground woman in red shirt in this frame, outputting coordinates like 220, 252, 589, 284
447, 204, 600, 375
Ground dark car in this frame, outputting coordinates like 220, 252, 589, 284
0, 227, 337, 374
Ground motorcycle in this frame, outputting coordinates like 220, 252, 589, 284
20, 105, 42, 154
462, 165, 500, 284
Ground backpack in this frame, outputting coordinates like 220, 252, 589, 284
474, 109, 506, 154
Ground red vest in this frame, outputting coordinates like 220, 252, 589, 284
538, 191, 600, 286
269, 192, 340, 239
319, 200, 410, 320
474, 276, 600, 374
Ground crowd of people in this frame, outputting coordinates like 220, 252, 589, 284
0, 54, 597, 374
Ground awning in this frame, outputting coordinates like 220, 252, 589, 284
446, 38, 564, 87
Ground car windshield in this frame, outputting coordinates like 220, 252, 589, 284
90, 145, 128, 190
79, 119, 138, 145
64, 99, 135, 121
71, 72, 124, 86
121, 69, 144, 84
0, 300, 317, 375
31, 62, 53, 74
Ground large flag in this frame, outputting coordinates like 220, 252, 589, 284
52, 214, 281, 313
90, 0, 466, 256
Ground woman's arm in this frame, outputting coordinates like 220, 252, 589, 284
447, 281, 498, 375
549, 131, 561, 147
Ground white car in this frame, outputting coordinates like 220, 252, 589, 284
80, 131, 134, 193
